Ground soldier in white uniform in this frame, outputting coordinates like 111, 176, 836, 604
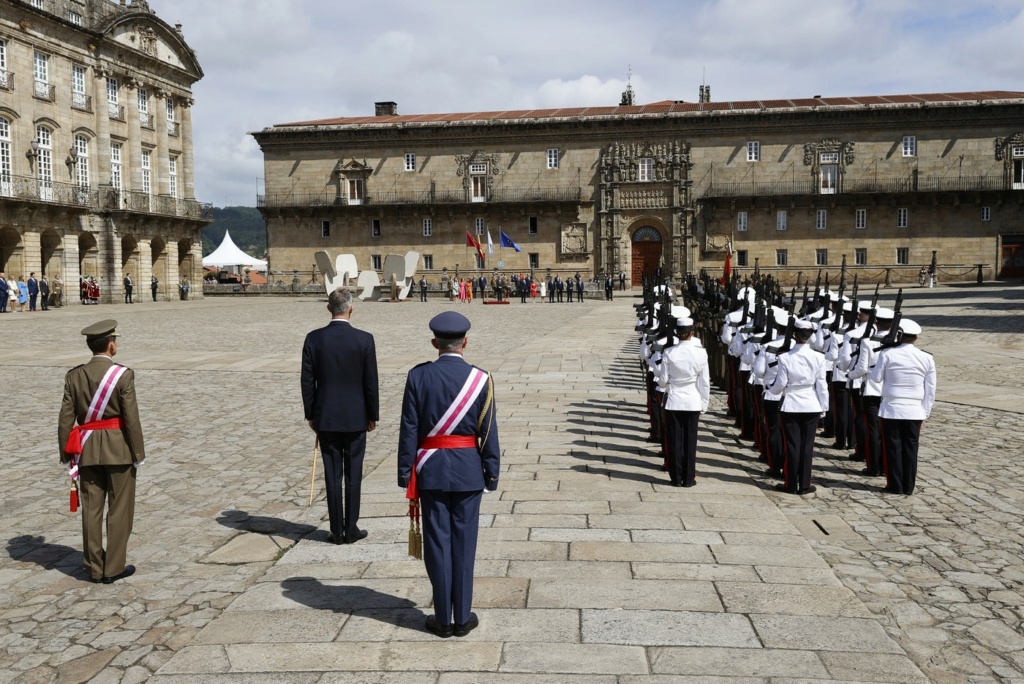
870, 319, 936, 495
848, 307, 894, 478
656, 316, 710, 487
752, 308, 790, 478
824, 300, 855, 451
768, 319, 829, 494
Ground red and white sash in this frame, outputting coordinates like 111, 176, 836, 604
67, 363, 127, 481
406, 366, 487, 501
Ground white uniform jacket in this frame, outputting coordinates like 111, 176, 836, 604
812, 315, 838, 372
769, 343, 829, 413
838, 323, 869, 389
754, 335, 786, 400
657, 339, 710, 412
870, 344, 936, 420
848, 337, 883, 397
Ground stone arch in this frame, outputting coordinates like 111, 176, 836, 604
0, 226, 23, 276
151, 236, 168, 300
626, 217, 668, 285
40, 228, 62, 276
177, 237, 194, 290
78, 232, 99, 281
121, 235, 140, 289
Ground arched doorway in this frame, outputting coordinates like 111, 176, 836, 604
121, 235, 140, 287
631, 226, 663, 285
40, 229, 62, 277
0, 226, 23, 276
177, 238, 194, 293
78, 232, 99, 280
151, 236, 167, 300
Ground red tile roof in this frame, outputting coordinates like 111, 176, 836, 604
271, 91, 1024, 130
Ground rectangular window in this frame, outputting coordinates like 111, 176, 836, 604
36, 126, 52, 200
138, 87, 149, 126
736, 250, 748, 267
981, 206, 991, 222
404, 152, 415, 171
855, 208, 867, 230
638, 157, 654, 181
0, 40, 7, 89
746, 141, 760, 162
69, 10, 82, 25
370, 219, 381, 237
141, 150, 151, 195
74, 135, 88, 189
423, 255, 433, 270
1013, 147, 1024, 189
422, 218, 432, 237
106, 77, 118, 103
776, 210, 787, 231
0, 118, 11, 197
371, 255, 382, 270
166, 98, 175, 121
529, 253, 539, 269
816, 249, 828, 266
896, 247, 909, 265
775, 249, 788, 267
736, 211, 748, 232
902, 136, 916, 157
855, 248, 867, 266
816, 209, 827, 230
168, 156, 178, 198
547, 148, 559, 169
469, 162, 487, 174
819, 152, 838, 194
110, 142, 122, 192
529, 216, 538, 234
33, 51, 51, 99
471, 175, 486, 202
347, 178, 363, 204
897, 207, 908, 228
30, 0, 43, 7
475, 217, 485, 235
321, 220, 331, 238
71, 64, 88, 109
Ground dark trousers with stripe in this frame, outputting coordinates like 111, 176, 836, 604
763, 398, 784, 471
822, 371, 835, 435
421, 489, 483, 626
850, 386, 866, 460
882, 418, 922, 495
319, 431, 366, 540
665, 409, 700, 486
782, 412, 819, 493
861, 395, 883, 476
831, 381, 854, 449
739, 371, 754, 438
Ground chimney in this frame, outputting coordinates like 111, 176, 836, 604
375, 101, 398, 117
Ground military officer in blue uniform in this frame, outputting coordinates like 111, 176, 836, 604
398, 311, 500, 638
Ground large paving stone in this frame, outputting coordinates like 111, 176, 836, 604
751, 615, 905, 653
201, 533, 295, 564
222, 641, 502, 672
528, 579, 722, 611
529, 528, 630, 542
649, 647, 828, 678
442, 676, 614, 684
475, 541, 566, 561
499, 643, 647, 674
506, 560, 632, 580
632, 562, 760, 582
192, 609, 343, 644
716, 582, 872, 617
582, 609, 759, 647
225, 578, 430, 613
340, 608, 579, 643
711, 545, 829, 568
819, 651, 930, 683
570, 541, 714, 563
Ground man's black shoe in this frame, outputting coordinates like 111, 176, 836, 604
453, 613, 479, 637
344, 529, 368, 544
425, 616, 453, 638
800, 485, 818, 495
848, 454, 861, 461
830, 443, 846, 450
765, 468, 783, 480
681, 481, 697, 488
326, 532, 343, 545
102, 565, 135, 584
859, 468, 881, 477
774, 483, 797, 494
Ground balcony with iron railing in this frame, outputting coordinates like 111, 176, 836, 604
167, 121, 180, 137
71, 91, 92, 113
0, 70, 13, 91
108, 103, 125, 121
258, 185, 583, 208
102, 189, 213, 220
0, 174, 97, 208
140, 112, 154, 130
702, 173, 1016, 198
33, 80, 56, 102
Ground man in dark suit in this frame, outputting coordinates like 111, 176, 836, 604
399, 311, 500, 638
28, 272, 39, 311
58, 320, 146, 583
301, 288, 379, 544
123, 273, 133, 304
419, 276, 428, 302
477, 275, 488, 302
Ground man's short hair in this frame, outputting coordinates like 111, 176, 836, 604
435, 335, 464, 353
87, 335, 114, 354
328, 288, 353, 316
794, 328, 814, 343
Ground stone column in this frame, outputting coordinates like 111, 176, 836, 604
155, 92, 170, 196
94, 71, 112, 183
127, 80, 143, 193
99, 216, 121, 304
180, 99, 196, 200
137, 238, 151, 300
189, 237, 203, 300
22, 229, 42, 279
62, 239, 80, 305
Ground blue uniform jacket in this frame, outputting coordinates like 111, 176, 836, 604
398, 355, 500, 492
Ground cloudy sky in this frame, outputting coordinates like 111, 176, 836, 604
145, 0, 1024, 207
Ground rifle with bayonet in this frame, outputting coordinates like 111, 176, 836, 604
829, 277, 846, 333
767, 316, 795, 355
870, 282, 880, 309
845, 275, 860, 332
787, 286, 797, 315
876, 288, 905, 349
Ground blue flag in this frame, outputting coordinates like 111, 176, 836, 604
499, 230, 522, 252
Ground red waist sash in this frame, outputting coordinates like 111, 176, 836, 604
65, 418, 124, 455
418, 435, 477, 450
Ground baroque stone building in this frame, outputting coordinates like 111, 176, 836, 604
0, 0, 211, 303
253, 90, 1024, 286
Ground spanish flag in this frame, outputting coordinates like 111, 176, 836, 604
466, 231, 485, 264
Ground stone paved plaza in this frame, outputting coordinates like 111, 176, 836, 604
1, 285, 1023, 683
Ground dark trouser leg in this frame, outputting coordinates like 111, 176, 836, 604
29, 294, 37, 310
341, 432, 365, 537
796, 413, 818, 491
781, 413, 800, 493
782, 412, 818, 492
862, 396, 882, 475
680, 410, 699, 485
79, 464, 136, 579
831, 382, 849, 448
448, 490, 482, 626
851, 387, 865, 459
318, 431, 365, 538
651, 391, 663, 443
902, 420, 922, 494
79, 466, 109, 580
665, 410, 683, 484
882, 418, 902, 493
420, 490, 453, 625
739, 372, 754, 438
763, 398, 783, 471
822, 371, 834, 435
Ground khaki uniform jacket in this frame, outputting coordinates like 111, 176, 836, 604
58, 356, 145, 465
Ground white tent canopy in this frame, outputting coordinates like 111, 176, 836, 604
202, 230, 267, 269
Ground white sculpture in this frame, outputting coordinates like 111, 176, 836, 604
315, 249, 419, 301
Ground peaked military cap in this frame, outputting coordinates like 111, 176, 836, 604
429, 311, 471, 337
898, 318, 922, 335
81, 319, 119, 340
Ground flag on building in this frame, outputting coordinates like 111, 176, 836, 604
722, 239, 732, 284
466, 230, 485, 263
500, 230, 522, 252
486, 230, 494, 256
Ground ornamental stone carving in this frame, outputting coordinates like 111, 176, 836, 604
599, 140, 690, 184
994, 133, 1024, 161
560, 223, 588, 255
803, 139, 855, 167
620, 189, 670, 209
704, 231, 731, 253
455, 151, 501, 193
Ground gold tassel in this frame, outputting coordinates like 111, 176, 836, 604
414, 518, 423, 560
408, 500, 423, 559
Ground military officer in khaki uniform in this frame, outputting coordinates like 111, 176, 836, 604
58, 320, 146, 584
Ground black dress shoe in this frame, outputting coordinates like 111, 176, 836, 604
847, 454, 861, 461
773, 483, 797, 494
799, 485, 818, 495
343, 529, 368, 544
830, 443, 846, 450
820, 432, 835, 439
681, 481, 697, 488
882, 486, 904, 495
453, 612, 479, 637
326, 532, 343, 545
765, 468, 783, 480
102, 565, 135, 584
425, 615, 453, 638
859, 468, 880, 477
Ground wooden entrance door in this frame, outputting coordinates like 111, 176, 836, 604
1000, 244, 1024, 278
631, 226, 663, 285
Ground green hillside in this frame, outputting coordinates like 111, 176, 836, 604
202, 207, 266, 257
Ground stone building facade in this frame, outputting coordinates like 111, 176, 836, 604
253, 91, 1024, 286
0, 0, 211, 304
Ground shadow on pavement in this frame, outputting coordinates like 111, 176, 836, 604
281, 576, 422, 630
5, 534, 86, 579
216, 511, 318, 542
